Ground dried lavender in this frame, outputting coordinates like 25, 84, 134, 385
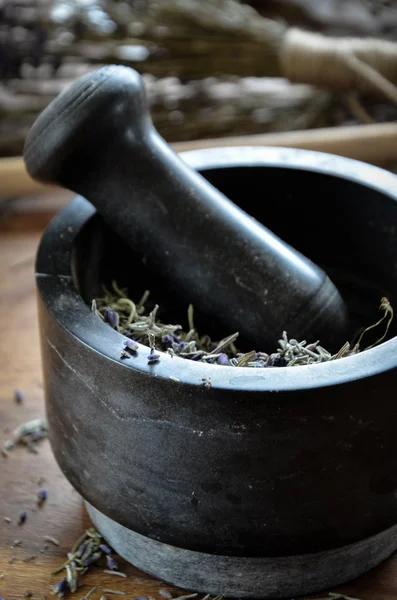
14, 389, 24, 404
81, 588, 97, 600
44, 536, 60, 546
2, 418, 48, 456
93, 283, 393, 369
51, 577, 68, 598
51, 528, 122, 597
106, 555, 119, 571
18, 511, 27, 525
103, 570, 127, 577
37, 488, 47, 505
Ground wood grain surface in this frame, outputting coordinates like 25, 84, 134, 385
1, 204, 397, 600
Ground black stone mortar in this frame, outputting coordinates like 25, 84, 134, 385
36, 147, 397, 599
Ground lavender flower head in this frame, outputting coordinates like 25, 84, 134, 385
99, 543, 112, 554
106, 554, 119, 570
217, 353, 230, 366
83, 552, 101, 567
103, 307, 119, 329
83, 551, 101, 567
51, 577, 68, 597
161, 333, 174, 348
76, 541, 87, 558
18, 511, 27, 525
37, 488, 47, 504
124, 339, 138, 352
14, 389, 24, 404
148, 349, 160, 364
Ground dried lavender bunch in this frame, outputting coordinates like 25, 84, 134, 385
93, 282, 393, 368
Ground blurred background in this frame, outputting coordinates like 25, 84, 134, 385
0, 0, 396, 222
0, 0, 397, 160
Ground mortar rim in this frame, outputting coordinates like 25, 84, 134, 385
35, 146, 397, 392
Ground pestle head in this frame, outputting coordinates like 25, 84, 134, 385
24, 65, 349, 352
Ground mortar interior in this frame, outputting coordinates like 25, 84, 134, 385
72, 164, 397, 354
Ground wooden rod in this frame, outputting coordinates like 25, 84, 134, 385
1, 122, 397, 197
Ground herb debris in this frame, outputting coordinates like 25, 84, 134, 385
37, 488, 48, 505
14, 390, 24, 404
93, 283, 393, 369
18, 511, 27, 525
2, 417, 48, 456
51, 528, 122, 597
44, 536, 60, 546
103, 570, 127, 577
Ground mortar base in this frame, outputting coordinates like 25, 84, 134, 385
85, 501, 397, 599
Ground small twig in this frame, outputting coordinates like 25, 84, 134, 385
43, 536, 60, 546
80, 587, 97, 600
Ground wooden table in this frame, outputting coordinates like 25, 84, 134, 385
1, 195, 397, 600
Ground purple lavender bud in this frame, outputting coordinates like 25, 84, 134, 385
266, 354, 287, 368
99, 543, 112, 554
37, 488, 47, 504
51, 577, 68, 596
124, 339, 138, 352
83, 551, 101, 567
103, 307, 119, 329
76, 542, 87, 557
106, 554, 119, 570
148, 351, 160, 364
18, 511, 27, 524
217, 353, 230, 366
250, 360, 266, 368
14, 389, 24, 404
161, 334, 174, 348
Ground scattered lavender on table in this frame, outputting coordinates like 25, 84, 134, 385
2, 417, 48, 457
14, 389, 24, 404
93, 282, 393, 369
51, 577, 68, 598
37, 488, 47, 505
18, 511, 27, 525
81, 587, 97, 600
106, 555, 119, 571
51, 528, 124, 597
44, 536, 60, 546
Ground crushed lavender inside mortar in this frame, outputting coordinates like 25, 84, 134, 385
92, 283, 393, 368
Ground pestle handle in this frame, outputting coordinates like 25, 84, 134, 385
24, 65, 348, 350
